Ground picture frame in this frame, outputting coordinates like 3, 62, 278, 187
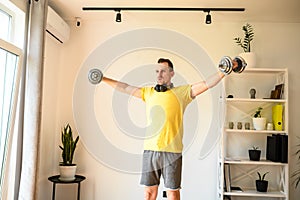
270, 83, 284, 99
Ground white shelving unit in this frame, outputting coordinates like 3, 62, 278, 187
218, 68, 289, 200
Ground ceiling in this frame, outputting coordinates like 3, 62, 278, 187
48, 0, 300, 23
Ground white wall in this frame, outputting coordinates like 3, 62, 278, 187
38, 15, 300, 200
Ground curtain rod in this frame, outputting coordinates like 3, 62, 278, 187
82, 7, 245, 12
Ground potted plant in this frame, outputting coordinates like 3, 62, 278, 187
256, 172, 269, 192
292, 137, 300, 188
252, 107, 267, 130
249, 146, 261, 161
59, 123, 79, 181
234, 23, 256, 67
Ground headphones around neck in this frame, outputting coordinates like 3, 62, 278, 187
154, 83, 174, 92
154, 84, 168, 92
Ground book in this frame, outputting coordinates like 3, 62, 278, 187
231, 186, 243, 192
267, 134, 288, 163
224, 164, 231, 192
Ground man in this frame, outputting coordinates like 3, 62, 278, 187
102, 58, 232, 200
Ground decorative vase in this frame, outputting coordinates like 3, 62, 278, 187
256, 180, 268, 192
249, 150, 261, 161
239, 52, 256, 68
59, 165, 77, 181
252, 118, 266, 130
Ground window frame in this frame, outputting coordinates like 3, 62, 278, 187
0, 23, 23, 197
0, 2, 16, 43
0, 0, 25, 197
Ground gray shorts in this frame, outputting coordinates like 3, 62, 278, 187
140, 150, 182, 190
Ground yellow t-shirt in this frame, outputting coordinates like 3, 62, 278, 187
141, 85, 193, 153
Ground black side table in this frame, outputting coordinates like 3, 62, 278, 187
48, 175, 86, 200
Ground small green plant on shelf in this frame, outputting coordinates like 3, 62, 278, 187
252, 146, 259, 150
234, 23, 254, 53
249, 146, 261, 161
253, 107, 263, 118
256, 171, 269, 192
252, 107, 267, 130
257, 172, 269, 181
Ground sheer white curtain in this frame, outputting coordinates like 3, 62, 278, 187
18, 0, 48, 199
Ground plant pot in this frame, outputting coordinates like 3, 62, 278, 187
252, 118, 267, 130
59, 164, 77, 181
256, 180, 268, 192
239, 52, 256, 68
249, 150, 261, 161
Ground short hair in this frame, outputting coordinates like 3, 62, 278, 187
157, 58, 174, 71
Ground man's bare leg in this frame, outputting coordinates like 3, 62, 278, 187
167, 190, 180, 200
144, 185, 158, 200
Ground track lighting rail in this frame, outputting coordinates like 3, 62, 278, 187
82, 7, 245, 12
83, 7, 245, 23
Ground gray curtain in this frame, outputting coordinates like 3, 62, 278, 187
17, 0, 48, 199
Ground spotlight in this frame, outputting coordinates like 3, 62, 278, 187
205, 11, 212, 24
115, 10, 121, 22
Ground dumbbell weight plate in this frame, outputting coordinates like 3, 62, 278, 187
88, 68, 103, 84
232, 56, 247, 73
219, 56, 233, 75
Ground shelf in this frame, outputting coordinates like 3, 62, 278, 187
225, 129, 287, 134
226, 98, 287, 103
219, 68, 289, 200
243, 68, 287, 74
224, 190, 286, 198
225, 159, 288, 166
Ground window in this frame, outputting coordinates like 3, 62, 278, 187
0, 9, 11, 40
0, 40, 21, 185
0, 1, 24, 194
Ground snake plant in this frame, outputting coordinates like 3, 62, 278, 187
257, 172, 269, 181
59, 124, 79, 166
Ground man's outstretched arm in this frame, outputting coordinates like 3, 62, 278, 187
190, 71, 225, 98
190, 59, 241, 98
102, 77, 142, 98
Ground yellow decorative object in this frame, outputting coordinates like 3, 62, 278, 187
272, 104, 283, 131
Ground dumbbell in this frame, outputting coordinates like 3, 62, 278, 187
88, 68, 103, 84
219, 56, 247, 75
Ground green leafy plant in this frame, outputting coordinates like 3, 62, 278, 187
256, 171, 269, 192
252, 146, 259, 150
253, 107, 263, 118
257, 172, 269, 181
59, 124, 79, 166
249, 146, 261, 161
234, 23, 254, 52
292, 137, 300, 188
